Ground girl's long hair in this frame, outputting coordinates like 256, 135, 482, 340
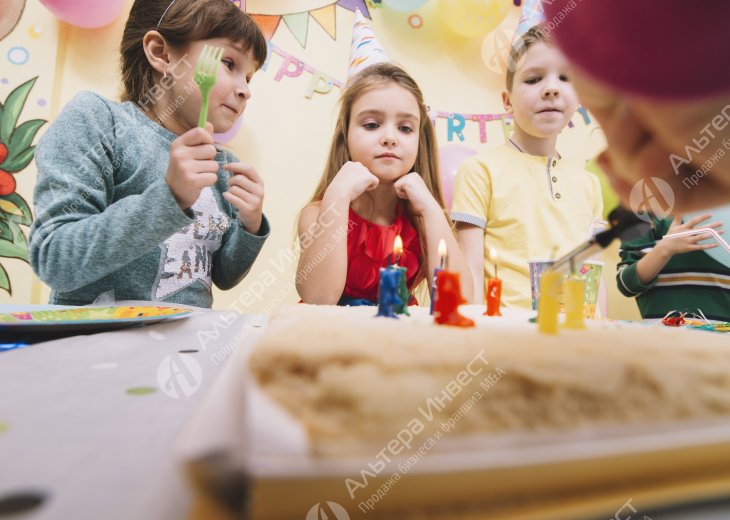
302, 62, 453, 288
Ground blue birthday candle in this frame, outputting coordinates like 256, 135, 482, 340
376, 268, 402, 318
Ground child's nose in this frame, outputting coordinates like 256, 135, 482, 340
236, 82, 251, 101
543, 86, 560, 98
380, 124, 398, 146
381, 130, 397, 146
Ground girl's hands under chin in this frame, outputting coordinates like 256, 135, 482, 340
328, 161, 379, 202
394, 172, 441, 216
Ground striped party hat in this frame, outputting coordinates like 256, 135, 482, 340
513, 0, 547, 44
347, 8, 390, 83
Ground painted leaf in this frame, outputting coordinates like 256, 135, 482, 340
0, 219, 10, 241
1, 146, 34, 173
0, 220, 28, 262
0, 193, 32, 225
0, 77, 37, 146
0, 262, 9, 294
6, 119, 45, 161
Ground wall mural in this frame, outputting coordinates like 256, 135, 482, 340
0, 77, 45, 295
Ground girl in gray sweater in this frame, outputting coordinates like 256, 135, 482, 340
30, 0, 270, 308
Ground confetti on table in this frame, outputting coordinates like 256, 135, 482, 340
126, 387, 156, 395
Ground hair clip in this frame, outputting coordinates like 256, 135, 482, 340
157, 0, 177, 29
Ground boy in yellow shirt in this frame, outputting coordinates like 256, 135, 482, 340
452, 25, 603, 310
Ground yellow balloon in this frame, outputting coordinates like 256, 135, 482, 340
439, 0, 510, 38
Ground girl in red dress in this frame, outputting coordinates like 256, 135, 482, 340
295, 63, 474, 306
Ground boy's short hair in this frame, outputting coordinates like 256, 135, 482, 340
506, 24, 552, 91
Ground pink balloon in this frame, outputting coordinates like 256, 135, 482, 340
214, 114, 244, 145
439, 145, 478, 210
39, 0, 125, 28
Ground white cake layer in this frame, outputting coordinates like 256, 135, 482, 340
250, 304, 730, 456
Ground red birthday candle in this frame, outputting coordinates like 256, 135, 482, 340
485, 247, 502, 317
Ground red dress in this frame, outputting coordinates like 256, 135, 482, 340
343, 204, 423, 304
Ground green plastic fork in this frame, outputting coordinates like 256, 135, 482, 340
195, 45, 223, 128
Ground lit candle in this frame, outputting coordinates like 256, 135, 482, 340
392, 236, 410, 317
433, 241, 474, 328
376, 267, 402, 318
537, 271, 560, 334
485, 247, 502, 317
392, 235, 403, 267
563, 279, 585, 329
429, 239, 447, 315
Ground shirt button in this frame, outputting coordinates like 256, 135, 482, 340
552, 176, 557, 182
555, 193, 561, 199
552, 160, 557, 167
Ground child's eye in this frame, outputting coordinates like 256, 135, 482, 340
399, 126, 413, 133
525, 77, 540, 84
560, 75, 570, 82
222, 60, 234, 70
364, 122, 379, 129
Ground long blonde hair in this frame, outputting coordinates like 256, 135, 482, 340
302, 62, 453, 287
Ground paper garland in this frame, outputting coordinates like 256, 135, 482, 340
262, 40, 591, 143
264, 41, 346, 98
248, 0, 371, 47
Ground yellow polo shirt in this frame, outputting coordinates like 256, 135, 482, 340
451, 145, 603, 309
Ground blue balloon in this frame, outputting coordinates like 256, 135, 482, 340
685, 205, 730, 268
382, 0, 431, 12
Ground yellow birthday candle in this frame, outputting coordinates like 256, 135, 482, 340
538, 271, 560, 334
563, 279, 586, 329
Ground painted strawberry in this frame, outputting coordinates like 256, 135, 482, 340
0, 143, 15, 196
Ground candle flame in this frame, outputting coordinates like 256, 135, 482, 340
489, 247, 498, 265
438, 239, 447, 258
393, 235, 403, 255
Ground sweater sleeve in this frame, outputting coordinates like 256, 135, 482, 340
29, 92, 194, 293
210, 151, 270, 291
615, 220, 663, 298
212, 216, 271, 291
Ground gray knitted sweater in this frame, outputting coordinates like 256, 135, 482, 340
29, 91, 270, 308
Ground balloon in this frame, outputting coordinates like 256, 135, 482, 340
439, 144, 478, 210
383, 0, 431, 12
685, 205, 730, 269
438, 0, 510, 38
39, 0, 125, 29
214, 114, 244, 145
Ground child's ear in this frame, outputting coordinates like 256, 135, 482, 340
142, 30, 170, 76
502, 89, 513, 115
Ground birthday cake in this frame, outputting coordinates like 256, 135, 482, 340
249, 304, 730, 456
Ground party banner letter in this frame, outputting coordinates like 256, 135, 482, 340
448, 114, 466, 142
305, 70, 334, 98
274, 55, 305, 82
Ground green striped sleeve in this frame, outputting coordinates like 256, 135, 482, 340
616, 218, 669, 298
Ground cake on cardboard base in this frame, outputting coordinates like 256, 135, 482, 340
250, 305, 730, 457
